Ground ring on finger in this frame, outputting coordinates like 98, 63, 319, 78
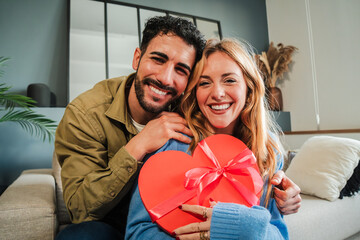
202, 207, 208, 219
200, 231, 210, 240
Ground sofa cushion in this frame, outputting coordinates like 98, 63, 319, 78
0, 169, 57, 239
284, 193, 360, 240
285, 136, 360, 201
52, 152, 71, 225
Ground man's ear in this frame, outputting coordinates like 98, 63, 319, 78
132, 48, 141, 71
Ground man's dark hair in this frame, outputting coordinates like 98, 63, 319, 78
140, 15, 206, 63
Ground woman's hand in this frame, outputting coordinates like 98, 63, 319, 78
173, 200, 216, 240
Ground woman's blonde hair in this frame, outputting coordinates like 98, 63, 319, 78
180, 38, 284, 206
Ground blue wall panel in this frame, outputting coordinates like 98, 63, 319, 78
0, 108, 65, 189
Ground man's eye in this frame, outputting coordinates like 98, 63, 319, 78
175, 67, 188, 76
152, 57, 165, 63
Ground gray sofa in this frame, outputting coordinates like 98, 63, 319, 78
0, 154, 70, 240
284, 193, 360, 239
0, 153, 360, 240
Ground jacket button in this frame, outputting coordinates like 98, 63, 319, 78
110, 192, 115, 197
127, 167, 133, 173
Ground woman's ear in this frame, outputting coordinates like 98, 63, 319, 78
132, 48, 141, 71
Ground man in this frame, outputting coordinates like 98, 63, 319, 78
55, 16, 300, 239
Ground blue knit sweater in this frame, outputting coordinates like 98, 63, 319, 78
125, 139, 289, 240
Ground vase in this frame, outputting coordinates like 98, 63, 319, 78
267, 87, 283, 111
27, 83, 51, 107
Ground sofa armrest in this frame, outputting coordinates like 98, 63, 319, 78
0, 169, 58, 240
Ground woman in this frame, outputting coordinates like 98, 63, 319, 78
125, 38, 288, 240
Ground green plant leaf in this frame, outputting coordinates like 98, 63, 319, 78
0, 109, 57, 142
0, 57, 10, 78
0, 58, 56, 142
0, 58, 36, 110
0, 83, 36, 110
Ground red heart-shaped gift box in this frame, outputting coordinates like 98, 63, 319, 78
138, 134, 263, 234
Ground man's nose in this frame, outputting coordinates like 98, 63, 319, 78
156, 64, 174, 86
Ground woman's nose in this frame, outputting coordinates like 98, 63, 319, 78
211, 84, 225, 100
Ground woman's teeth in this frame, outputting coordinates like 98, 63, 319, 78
211, 104, 230, 110
150, 86, 167, 96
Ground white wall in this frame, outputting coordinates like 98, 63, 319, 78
266, 0, 360, 131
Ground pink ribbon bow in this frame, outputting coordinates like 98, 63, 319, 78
184, 140, 263, 206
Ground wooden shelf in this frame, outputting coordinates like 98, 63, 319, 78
284, 129, 360, 135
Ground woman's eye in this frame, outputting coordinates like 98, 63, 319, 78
198, 81, 209, 86
225, 78, 236, 83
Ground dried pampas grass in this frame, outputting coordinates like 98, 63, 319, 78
255, 42, 297, 88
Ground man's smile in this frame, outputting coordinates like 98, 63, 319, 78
143, 78, 177, 97
149, 85, 168, 96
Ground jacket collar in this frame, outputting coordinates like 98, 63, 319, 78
105, 73, 138, 135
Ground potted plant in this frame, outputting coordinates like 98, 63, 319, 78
255, 42, 297, 111
0, 57, 57, 141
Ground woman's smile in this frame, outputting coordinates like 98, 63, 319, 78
209, 103, 231, 111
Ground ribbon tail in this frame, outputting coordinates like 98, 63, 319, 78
197, 175, 222, 205
148, 188, 197, 222
247, 167, 264, 194
225, 149, 256, 171
198, 140, 221, 168
223, 172, 261, 206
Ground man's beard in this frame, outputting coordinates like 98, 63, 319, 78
134, 74, 179, 114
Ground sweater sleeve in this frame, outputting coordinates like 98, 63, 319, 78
210, 201, 288, 240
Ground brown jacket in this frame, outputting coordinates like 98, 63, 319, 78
55, 74, 140, 226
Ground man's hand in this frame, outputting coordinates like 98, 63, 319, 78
271, 170, 301, 215
125, 112, 193, 161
